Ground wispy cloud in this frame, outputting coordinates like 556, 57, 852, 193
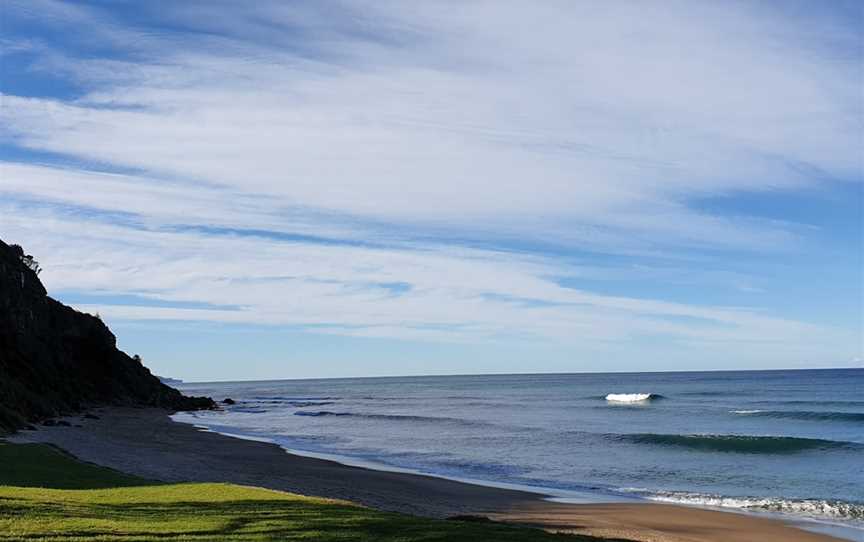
0, 198, 850, 355
5, 1, 860, 242
0, 0, 861, 369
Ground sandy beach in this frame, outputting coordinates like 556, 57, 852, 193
8, 407, 846, 542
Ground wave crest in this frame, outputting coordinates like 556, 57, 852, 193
605, 393, 664, 403
291, 411, 514, 431
619, 433, 859, 454
294, 411, 351, 417
731, 410, 864, 423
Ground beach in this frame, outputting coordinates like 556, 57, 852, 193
10, 407, 846, 542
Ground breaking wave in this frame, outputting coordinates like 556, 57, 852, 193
605, 393, 665, 403
622, 489, 864, 522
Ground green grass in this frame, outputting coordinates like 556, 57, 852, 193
0, 442, 596, 541
0, 443, 150, 489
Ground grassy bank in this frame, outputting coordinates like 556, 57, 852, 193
0, 442, 595, 541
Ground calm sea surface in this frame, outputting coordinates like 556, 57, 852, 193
174, 369, 863, 534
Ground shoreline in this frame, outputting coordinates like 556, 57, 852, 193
180, 416, 862, 541
9, 407, 850, 542
179, 412, 864, 540
184, 419, 631, 505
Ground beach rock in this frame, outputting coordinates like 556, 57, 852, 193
56, 420, 72, 427
0, 238, 217, 433
83, 413, 100, 420
223, 398, 236, 405
42, 419, 57, 427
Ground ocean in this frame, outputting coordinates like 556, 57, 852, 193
174, 369, 863, 536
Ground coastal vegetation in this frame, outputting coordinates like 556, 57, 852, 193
0, 442, 591, 541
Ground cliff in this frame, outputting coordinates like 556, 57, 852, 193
0, 238, 214, 432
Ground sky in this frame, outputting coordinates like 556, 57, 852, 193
1, 0, 862, 381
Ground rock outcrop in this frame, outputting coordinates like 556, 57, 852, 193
0, 238, 214, 432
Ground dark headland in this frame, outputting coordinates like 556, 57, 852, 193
0, 238, 214, 432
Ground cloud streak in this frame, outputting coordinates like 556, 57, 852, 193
5, 2, 860, 241
1, 0, 861, 370
0, 197, 850, 354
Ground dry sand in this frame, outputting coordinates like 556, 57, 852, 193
9, 407, 847, 542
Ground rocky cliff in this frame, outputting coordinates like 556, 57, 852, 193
0, 238, 214, 432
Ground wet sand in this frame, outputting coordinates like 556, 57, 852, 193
9, 407, 846, 542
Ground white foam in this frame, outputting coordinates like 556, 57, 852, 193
731, 409, 763, 414
619, 488, 864, 523
605, 393, 653, 403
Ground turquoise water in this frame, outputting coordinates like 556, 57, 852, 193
175, 369, 863, 532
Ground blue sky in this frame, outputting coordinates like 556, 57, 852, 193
1, 0, 861, 380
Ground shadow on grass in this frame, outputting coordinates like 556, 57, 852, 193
0, 442, 153, 489
0, 443, 632, 541
0, 497, 627, 541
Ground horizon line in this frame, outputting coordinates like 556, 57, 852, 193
172, 365, 863, 385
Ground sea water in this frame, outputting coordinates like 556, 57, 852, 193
173, 369, 863, 536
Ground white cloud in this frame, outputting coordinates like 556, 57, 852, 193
0, 1, 860, 365
2, 1, 860, 248
0, 200, 851, 355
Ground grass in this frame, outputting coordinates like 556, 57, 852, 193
0, 442, 598, 541
0, 443, 149, 489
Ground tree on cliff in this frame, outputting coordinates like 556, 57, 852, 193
10, 244, 41, 275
